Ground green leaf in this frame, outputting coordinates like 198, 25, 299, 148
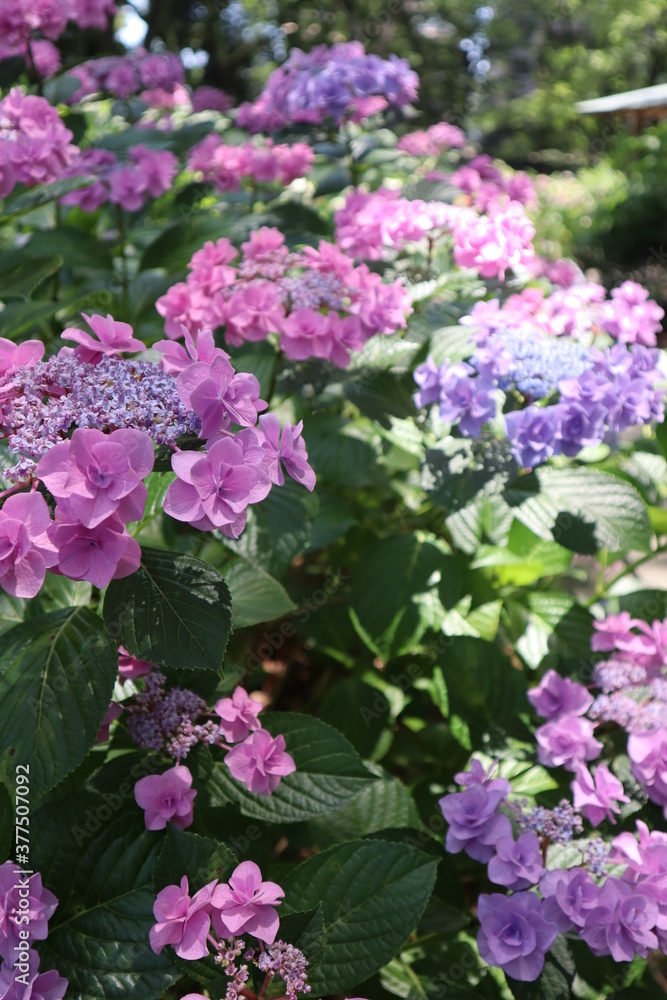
208, 712, 377, 823
504, 467, 652, 555
0, 287, 113, 339
32, 806, 178, 1000
0, 254, 63, 300
224, 558, 296, 628
225, 479, 318, 577
305, 770, 421, 846
282, 839, 438, 996
0, 609, 117, 794
304, 413, 380, 488
313, 166, 352, 196
154, 827, 237, 893
103, 547, 232, 672
509, 935, 574, 1000
1, 175, 95, 220
350, 532, 460, 661
24, 226, 113, 272
423, 438, 518, 515
140, 216, 229, 272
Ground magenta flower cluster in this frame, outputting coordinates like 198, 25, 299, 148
449, 153, 537, 211
66, 49, 185, 102
187, 134, 314, 192
156, 229, 413, 369
0, 0, 116, 68
395, 120, 466, 157
236, 41, 418, 132
60, 144, 178, 212
439, 759, 667, 981
0, 89, 77, 198
0, 862, 67, 1000
335, 187, 535, 280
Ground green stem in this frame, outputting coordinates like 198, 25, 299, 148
115, 204, 129, 315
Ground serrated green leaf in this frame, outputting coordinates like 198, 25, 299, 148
103, 547, 232, 672
282, 839, 438, 996
208, 713, 377, 823
154, 827, 237, 893
0, 608, 117, 794
0, 254, 63, 300
24, 227, 113, 272
1, 175, 95, 220
306, 771, 421, 846
224, 479, 318, 577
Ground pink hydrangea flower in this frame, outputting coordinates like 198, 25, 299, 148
527, 670, 593, 720
0, 339, 44, 381
0, 948, 67, 1000
0, 862, 58, 964
256, 414, 316, 491
95, 701, 123, 744
224, 729, 296, 795
149, 876, 216, 960
49, 509, 141, 588
223, 281, 286, 348
36, 427, 154, 528
163, 438, 271, 535
61, 313, 146, 364
134, 764, 197, 831
118, 646, 154, 681
571, 763, 630, 826
535, 716, 603, 771
176, 356, 266, 436
628, 728, 667, 814
214, 686, 263, 743
211, 861, 284, 944
0, 493, 58, 598
154, 327, 228, 376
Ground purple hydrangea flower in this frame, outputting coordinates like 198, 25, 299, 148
580, 877, 659, 961
540, 868, 599, 930
527, 669, 593, 720
477, 892, 559, 981
504, 406, 559, 469
535, 715, 603, 771
487, 833, 545, 890
439, 785, 512, 862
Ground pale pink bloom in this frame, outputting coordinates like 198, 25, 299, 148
628, 728, 667, 813
571, 763, 630, 826
0, 493, 58, 598
0, 338, 43, 379
535, 716, 603, 771
214, 686, 263, 743
135, 765, 197, 831
223, 281, 286, 348
610, 820, 667, 880
211, 861, 284, 944
279, 307, 331, 361
61, 313, 145, 364
36, 427, 154, 528
154, 327, 228, 375
95, 701, 122, 744
225, 729, 296, 795
49, 509, 141, 588
149, 876, 216, 960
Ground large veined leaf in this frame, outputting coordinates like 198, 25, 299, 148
32, 805, 179, 1000
0, 254, 63, 300
281, 839, 439, 995
350, 532, 460, 661
305, 770, 421, 847
208, 713, 377, 823
1, 175, 96, 220
225, 479, 318, 577
503, 467, 651, 554
154, 827, 237, 894
0, 608, 117, 794
103, 547, 232, 672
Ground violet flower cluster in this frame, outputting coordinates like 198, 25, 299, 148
0, 316, 315, 597
0, 0, 117, 68
439, 759, 667, 981
156, 229, 413, 368
151, 863, 310, 1000
414, 334, 664, 469
335, 187, 535, 281
531, 613, 667, 818
66, 49, 185, 103
187, 134, 314, 192
0, 89, 77, 198
236, 41, 418, 132
0, 862, 67, 1000
59, 143, 178, 212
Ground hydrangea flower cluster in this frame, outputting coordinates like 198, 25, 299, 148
0, 862, 67, 1000
126, 672, 296, 807
59, 144, 178, 212
395, 120, 466, 157
156, 229, 413, 368
236, 41, 418, 131
190, 86, 233, 114
414, 336, 664, 469
187, 134, 314, 192
151, 863, 310, 1000
66, 49, 185, 102
449, 153, 536, 210
0, 88, 77, 198
0, 315, 314, 596
334, 187, 535, 280
463, 280, 664, 347
0, 0, 116, 65
439, 759, 667, 981
531, 614, 667, 817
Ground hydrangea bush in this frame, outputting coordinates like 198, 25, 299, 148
0, 12, 667, 1000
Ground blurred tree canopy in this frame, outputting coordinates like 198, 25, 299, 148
125, 0, 667, 165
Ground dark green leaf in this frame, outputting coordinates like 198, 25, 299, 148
0, 609, 117, 794
154, 827, 236, 893
224, 558, 296, 628
0, 255, 62, 300
2, 175, 95, 220
103, 547, 232, 672
225, 479, 318, 577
